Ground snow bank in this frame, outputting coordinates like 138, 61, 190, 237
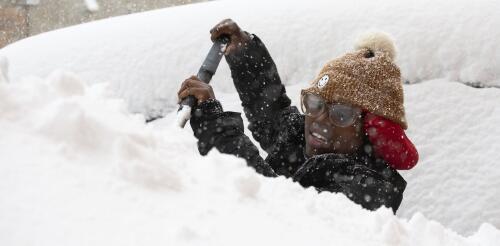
1, 71, 499, 245
1, 0, 499, 242
399, 80, 500, 234
1, 0, 499, 119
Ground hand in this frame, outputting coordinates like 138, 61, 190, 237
177, 75, 216, 104
210, 19, 251, 55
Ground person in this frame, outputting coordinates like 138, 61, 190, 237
177, 19, 418, 213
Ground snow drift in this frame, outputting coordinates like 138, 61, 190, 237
1, 0, 499, 119
1, 0, 500, 244
0, 71, 499, 245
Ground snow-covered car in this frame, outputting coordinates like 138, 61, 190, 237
0, 0, 499, 245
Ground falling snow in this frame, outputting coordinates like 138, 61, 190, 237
0, 0, 499, 245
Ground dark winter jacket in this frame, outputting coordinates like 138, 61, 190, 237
189, 34, 406, 213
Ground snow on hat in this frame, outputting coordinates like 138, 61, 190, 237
302, 32, 407, 129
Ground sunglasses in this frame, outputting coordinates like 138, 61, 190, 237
301, 93, 362, 127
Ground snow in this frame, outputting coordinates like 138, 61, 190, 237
0, 56, 8, 84
1, 0, 500, 244
399, 80, 500, 233
84, 0, 100, 13
1, 71, 499, 245
176, 104, 193, 128
1, 0, 499, 119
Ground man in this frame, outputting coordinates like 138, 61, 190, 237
177, 19, 418, 213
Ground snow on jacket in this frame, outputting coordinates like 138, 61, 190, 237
189, 34, 406, 213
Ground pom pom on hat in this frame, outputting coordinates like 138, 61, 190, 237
355, 32, 397, 61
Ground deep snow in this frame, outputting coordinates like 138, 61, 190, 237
0, 70, 499, 246
1, 0, 500, 244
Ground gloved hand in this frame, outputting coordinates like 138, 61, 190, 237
210, 18, 252, 55
364, 112, 419, 170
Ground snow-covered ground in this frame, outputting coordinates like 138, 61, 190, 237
1, 0, 500, 245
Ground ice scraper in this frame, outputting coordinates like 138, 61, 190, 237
176, 37, 229, 128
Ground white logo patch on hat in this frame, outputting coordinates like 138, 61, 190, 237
317, 75, 329, 89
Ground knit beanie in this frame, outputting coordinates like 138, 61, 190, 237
301, 32, 407, 129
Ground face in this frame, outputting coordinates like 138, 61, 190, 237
302, 95, 365, 157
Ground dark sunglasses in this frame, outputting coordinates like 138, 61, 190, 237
301, 93, 362, 127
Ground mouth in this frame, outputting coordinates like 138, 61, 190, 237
308, 129, 329, 147
311, 131, 327, 142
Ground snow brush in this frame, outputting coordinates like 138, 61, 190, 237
176, 37, 229, 128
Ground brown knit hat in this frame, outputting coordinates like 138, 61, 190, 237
302, 32, 407, 129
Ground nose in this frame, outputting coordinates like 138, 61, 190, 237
310, 110, 334, 129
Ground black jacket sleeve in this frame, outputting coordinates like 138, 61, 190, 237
293, 154, 407, 213
224, 34, 294, 153
189, 99, 277, 177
